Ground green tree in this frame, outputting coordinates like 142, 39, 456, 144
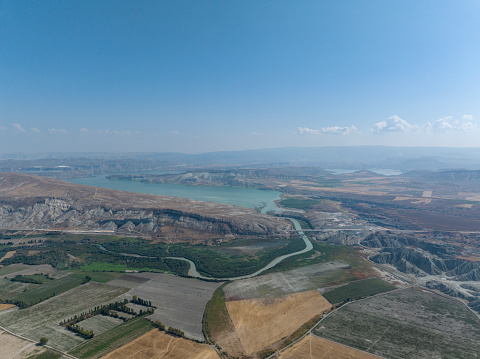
39, 337, 48, 345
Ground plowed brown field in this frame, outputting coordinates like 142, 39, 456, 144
102, 330, 220, 359
225, 290, 331, 355
278, 335, 381, 359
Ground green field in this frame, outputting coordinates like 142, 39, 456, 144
280, 198, 321, 209
263, 240, 372, 278
322, 278, 396, 304
0, 263, 30, 276
70, 271, 124, 283
0, 278, 32, 301
11, 274, 53, 284
69, 316, 154, 358
8, 274, 84, 306
203, 284, 231, 342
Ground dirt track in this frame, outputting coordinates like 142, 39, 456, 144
278, 334, 381, 359
226, 290, 331, 355
102, 329, 220, 359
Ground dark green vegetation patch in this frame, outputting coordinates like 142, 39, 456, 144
314, 288, 480, 359
322, 278, 396, 304
6, 275, 84, 307
280, 198, 321, 210
203, 284, 231, 342
69, 317, 153, 359
1, 231, 308, 279
262, 240, 373, 281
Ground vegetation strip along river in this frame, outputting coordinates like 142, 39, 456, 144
98, 218, 312, 281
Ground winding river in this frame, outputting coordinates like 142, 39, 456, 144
99, 218, 313, 281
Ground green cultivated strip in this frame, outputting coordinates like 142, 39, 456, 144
69, 271, 123, 283
7, 274, 84, 307
69, 316, 153, 358
323, 278, 396, 304
203, 284, 231, 342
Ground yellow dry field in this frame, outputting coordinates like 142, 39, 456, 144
0, 329, 46, 359
226, 290, 331, 355
0, 303, 15, 311
278, 334, 381, 359
411, 198, 432, 205
0, 250, 16, 262
102, 330, 220, 359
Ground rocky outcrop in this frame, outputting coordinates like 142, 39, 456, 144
0, 173, 291, 241
363, 233, 480, 281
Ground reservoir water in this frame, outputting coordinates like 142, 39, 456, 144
67, 175, 281, 213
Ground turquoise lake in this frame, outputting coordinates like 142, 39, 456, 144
67, 175, 281, 213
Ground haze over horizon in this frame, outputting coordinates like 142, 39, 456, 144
1, 1, 480, 153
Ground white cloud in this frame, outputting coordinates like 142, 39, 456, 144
298, 125, 358, 136
31, 127, 41, 133
298, 127, 321, 135
12, 123, 26, 132
251, 131, 264, 136
372, 115, 418, 133
79, 128, 135, 136
434, 115, 477, 132
322, 125, 359, 135
0, 125, 6, 131
171, 130, 180, 135
48, 128, 69, 134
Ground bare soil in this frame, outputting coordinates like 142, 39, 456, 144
102, 329, 220, 359
279, 334, 381, 359
225, 290, 331, 355
0, 328, 46, 359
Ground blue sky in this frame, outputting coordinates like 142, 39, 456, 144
1, 1, 480, 153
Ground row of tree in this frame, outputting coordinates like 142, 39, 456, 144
66, 324, 94, 339
151, 319, 185, 338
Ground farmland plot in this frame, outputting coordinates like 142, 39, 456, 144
224, 290, 331, 355
110, 272, 222, 341
0, 328, 46, 359
278, 334, 381, 359
0, 264, 65, 279
102, 330, 220, 359
77, 315, 124, 336
223, 262, 352, 300
0, 278, 32, 300
314, 288, 480, 358
0, 281, 128, 351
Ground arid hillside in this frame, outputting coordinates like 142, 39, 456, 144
0, 173, 290, 241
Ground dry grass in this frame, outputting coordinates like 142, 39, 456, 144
225, 290, 331, 355
0, 328, 46, 359
0, 250, 16, 262
102, 329, 220, 359
0, 303, 15, 311
278, 334, 381, 359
